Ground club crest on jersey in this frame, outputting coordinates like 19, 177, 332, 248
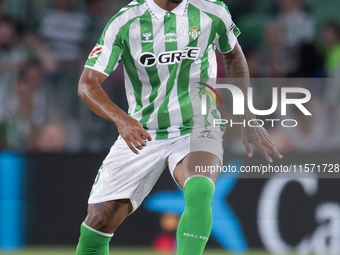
142, 32, 153, 43
89, 44, 103, 59
189, 26, 201, 40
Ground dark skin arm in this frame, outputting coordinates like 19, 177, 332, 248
78, 68, 152, 154
223, 43, 283, 163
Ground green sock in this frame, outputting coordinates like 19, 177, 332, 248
76, 223, 113, 255
176, 177, 215, 255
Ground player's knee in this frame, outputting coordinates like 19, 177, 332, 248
84, 199, 131, 233
183, 177, 214, 206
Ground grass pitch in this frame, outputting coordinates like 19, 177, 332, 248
0, 247, 277, 255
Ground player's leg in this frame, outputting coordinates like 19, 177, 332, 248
84, 199, 132, 233
76, 135, 169, 255
174, 151, 221, 255
76, 199, 132, 255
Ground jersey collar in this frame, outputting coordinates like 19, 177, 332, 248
146, 0, 189, 19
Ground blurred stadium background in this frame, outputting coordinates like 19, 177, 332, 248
0, 0, 340, 254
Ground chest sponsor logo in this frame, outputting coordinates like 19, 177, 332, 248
138, 47, 200, 67
89, 44, 103, 58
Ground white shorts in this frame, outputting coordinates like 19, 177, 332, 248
88, 128, 223, 212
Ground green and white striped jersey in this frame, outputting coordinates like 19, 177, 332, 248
85, 0, 240, 140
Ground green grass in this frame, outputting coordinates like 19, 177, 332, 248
0, 247, 277, 255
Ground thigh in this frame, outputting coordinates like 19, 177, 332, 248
173, 151, 221, 189
170, 128, 224, 189
89, 136, 167, 212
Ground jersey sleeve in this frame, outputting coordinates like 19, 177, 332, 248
215, 5, 241, 54
85, 17, 123, 76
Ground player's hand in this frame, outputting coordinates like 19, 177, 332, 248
116, 114, 152, 154
241, 125, 283, 163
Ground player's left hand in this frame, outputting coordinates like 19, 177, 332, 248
241, 126, 283, 163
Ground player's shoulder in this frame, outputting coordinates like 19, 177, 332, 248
190, 0, 231, 17
118, 0, 146, 13
200, 0, 227, 8
106, 0, 147, 27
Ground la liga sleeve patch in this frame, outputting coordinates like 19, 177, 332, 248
89, 44, 104, 59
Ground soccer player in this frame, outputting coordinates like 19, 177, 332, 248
75, 0, 283, 254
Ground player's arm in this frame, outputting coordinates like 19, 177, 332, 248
222, 43, 283, 163
78, 68, 151, 154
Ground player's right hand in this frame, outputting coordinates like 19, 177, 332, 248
116, 114, 152, 154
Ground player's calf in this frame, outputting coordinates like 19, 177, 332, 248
76, 199, 132, 255
176, 177, 215, 255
